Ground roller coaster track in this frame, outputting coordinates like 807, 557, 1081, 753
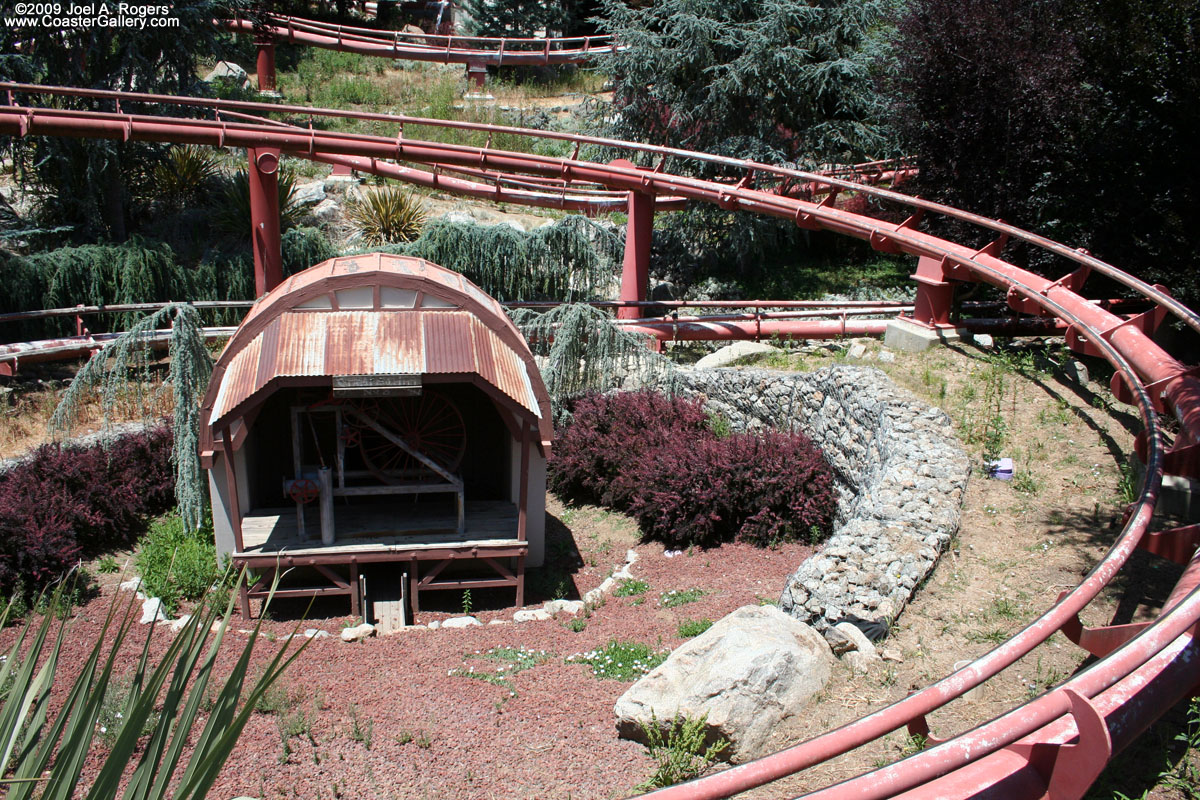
217, 13, 616, 66
2, 82, 1199, 799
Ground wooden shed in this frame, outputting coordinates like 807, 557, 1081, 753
198, 253, 553, 624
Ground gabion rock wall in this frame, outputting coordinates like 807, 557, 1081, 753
668, 365, 970, 632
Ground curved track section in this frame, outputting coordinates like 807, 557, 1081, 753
2, 83, 1199, 799
218, 14, 615, 66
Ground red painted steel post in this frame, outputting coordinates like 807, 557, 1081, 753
247, 147, 284, 296
909, 254, 956, 327
255, 35, 277, 92
465, 61, 488, 92
617, 189, 655, 321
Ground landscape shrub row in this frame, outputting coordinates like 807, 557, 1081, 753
549, 391, 836, 549
0, 426, 175, 598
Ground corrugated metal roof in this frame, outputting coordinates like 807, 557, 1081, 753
210, 310, 540, 423
201, 253, 553, 456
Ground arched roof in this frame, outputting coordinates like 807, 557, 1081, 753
198, 253, 553, 459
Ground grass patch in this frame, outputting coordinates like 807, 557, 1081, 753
677, 618, 714, 638
452, 646, 552, 694
660, 588, 705, 608
614, 578, 650, 597
568, 640, 668, 681
636, 713, 729, 790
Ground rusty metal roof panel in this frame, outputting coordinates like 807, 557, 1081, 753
324, 312, 376, 376
470, 317, 499, 388
212, 332, 262, 422
489, 328, 541, 418
374, 312, 424, 374
423, 312, 475, 373
275, 313, 328, 376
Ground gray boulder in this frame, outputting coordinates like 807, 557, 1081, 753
614, 605, 834, 762
204, 61, 250, 89
291, 180, 327, 208
695, 341, 782, 369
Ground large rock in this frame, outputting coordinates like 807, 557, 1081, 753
291, 180, 327, 208
614, 605, 834, 762
204, 61, 250, 89
695, 341, 781, 369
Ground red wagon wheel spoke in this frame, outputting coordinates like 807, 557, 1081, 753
353, 391, 467, 484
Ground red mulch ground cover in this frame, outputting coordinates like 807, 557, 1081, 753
0, 501, 814, 800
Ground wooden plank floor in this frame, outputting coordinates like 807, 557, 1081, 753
239, 500, 519, 556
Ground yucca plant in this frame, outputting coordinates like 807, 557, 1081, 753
345, 185, 428, 246
0, 571, 307, 799
150, 146, 222, 210
210, 169, 303, 243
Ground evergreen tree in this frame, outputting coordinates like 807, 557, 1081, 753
462, 0, 568, 38
0, 0, 247, 243
596, 0, 892, 168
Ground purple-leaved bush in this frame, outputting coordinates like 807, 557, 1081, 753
550, 391, 836, 549
0, 425, 175, 598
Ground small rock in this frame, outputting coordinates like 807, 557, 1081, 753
340, 622, 376, 642
626, 550, 640, 564
847, 343, 867, 359
831, 622, 878, 659
544, 599, 585, 616
291, 180, 326, 208
442, 615, 481, 629
844, 650, 878, 674
170, 614, 191, 632
1062, 359, 1089, 386
310, 197, 340, 223
488, 619, 510, 625
304, 628, 331, 639
878, 350, 895, 363
664, 549, 684, 559
881, 648, 903, 663
139, 598, 169, 625
428, 620, 441, 630
583, 587, 605, 605
972, 333, 994, 348
513, 609, 552, 623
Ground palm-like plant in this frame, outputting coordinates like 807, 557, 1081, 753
150, 145, 222, 210
0, 573, 306, 800
345, 185, 428, 246
210, 169, 304, 243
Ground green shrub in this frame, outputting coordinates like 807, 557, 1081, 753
135, 514, 219, 614
636, 713, 729, 790
346, 185, 428, 246
149, 145, 222, 210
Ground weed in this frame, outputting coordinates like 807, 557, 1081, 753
568, 640, 668, 681
415, 732, 434, 749
636, 713, 729, 790
1118, 458, 1140, 505
461, 588, 473, 616
397, 731, 413, 745
1012, 471, 1041, 495
706, 410, 733, 439
453, 646, 552, 694
349, 705, 374, 750
660, 587, 705, 608
899, 733, 928, 758
990, 597, 1020, 619
677, 618, 714, 638
566, 618, 587, 632
966, 628, 1009, 644
95, 674, 152, 747
614, 578, 650, 597
97, 555, 119, 574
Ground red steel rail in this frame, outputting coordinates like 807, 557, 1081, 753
218, 13, 616, 65
1, 83, 1198, 799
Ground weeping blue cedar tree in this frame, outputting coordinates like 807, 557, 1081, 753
50, 304, 214, 533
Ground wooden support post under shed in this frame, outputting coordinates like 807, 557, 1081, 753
221, 428, 249, 618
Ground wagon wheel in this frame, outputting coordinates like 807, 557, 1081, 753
351, 392, 467, 484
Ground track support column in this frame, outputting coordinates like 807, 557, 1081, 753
255, 35, 277, 93
618, 188, 655, 321
465, 62, 489, 95
248, 147, 283, 296
884, 255, 967, 351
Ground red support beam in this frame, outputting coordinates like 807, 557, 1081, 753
618, 187, 655, 321
909, 254, 957, 328
247, 147, 283, 296
255, 36, 277, 93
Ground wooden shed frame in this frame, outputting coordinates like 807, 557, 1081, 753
199, 254, 553, 620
